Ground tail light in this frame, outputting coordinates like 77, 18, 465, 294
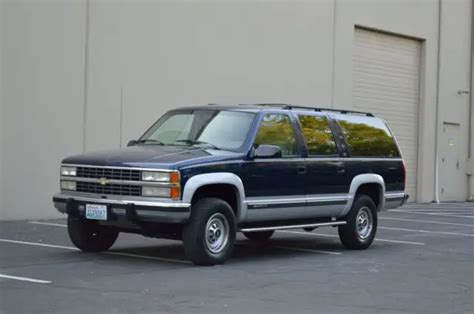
402, 159, 407, 189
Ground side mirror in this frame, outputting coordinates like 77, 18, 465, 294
251, 144, 282, 159
127, 140, 137, 147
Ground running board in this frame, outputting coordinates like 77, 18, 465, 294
239, 221, 346, 233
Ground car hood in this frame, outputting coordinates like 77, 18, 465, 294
62, 145, 242, 169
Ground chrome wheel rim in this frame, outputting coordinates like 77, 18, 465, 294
205, 213, 229, 254
356, 206, 373, 240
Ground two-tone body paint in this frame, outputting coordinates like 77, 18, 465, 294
60, 106, 406, 224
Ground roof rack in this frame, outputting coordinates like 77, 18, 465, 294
245, 103, 374, 117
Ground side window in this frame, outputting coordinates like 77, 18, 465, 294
254, 114, 299, 157
337, 116, 401, 157
298, 115, 338, 156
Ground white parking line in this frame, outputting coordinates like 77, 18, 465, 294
380, 217, 474, 227
0, 274, 51, 284
106, 251, 191, 264
236, 242, 342, 255
0, 238, 191, 264
29, 221, 67, 227
389, 209, 474, 219
273, 245, 342, 255
279, 230, 426, 246
0, 238, 78, 250
379, 227, 474, 237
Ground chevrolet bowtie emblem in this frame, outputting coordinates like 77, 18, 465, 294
97, 177, 110, 186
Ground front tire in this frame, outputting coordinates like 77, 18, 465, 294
182, 198, 236, 266
67, 216, 119, 252
338, 195, 377, 250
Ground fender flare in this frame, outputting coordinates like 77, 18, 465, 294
340, 174, 385, 217
182, 172, 247, 222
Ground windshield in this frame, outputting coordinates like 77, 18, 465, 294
139, 109, 256, 151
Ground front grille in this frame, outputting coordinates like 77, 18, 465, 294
76, 182, 141, 196
77, 167, 141, 181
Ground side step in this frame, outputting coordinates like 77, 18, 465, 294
239, 221, 346, 233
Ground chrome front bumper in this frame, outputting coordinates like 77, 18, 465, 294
53, 193, 191, 224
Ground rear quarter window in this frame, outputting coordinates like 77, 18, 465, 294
336, 116, 400, 158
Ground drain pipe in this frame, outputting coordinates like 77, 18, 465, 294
433, 0, 442, 203
468, 0, 474, 201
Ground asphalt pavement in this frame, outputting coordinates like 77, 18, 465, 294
0, 202, 473, 314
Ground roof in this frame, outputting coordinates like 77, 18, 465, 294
174, 103, 374, 117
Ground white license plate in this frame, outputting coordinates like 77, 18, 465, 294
85, 204, 108, 221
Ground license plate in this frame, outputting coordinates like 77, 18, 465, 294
85, 204, 107, 221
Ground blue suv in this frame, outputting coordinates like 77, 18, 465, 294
53, 104, 408, 265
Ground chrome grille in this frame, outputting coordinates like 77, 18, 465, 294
77, 167, 141, 181
76, 182, 141, 196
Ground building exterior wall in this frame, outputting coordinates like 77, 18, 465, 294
1, 0, 86, 220
0, 0, 4, 219
437, 0, 472, 201
0, 0, 472, 220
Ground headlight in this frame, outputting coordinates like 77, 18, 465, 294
61, 166, 77, 176
141, 171, 179, 182
60, 180, 76, 191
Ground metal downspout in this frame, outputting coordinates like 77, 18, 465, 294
433, 0, 442, 203
469, 0, 474, 201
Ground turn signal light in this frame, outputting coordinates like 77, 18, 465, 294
170, 186, 181, 200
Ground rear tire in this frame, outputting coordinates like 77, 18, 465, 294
67, 216, 119, 252
338, 195, 377, 250
243, 230, 274, 242
182, 198, 236, 266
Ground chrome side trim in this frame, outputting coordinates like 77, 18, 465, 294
53, 193, 190, 208
61, 164, 177, 172
244, 194, 349, 205
182, 172, 247, 222
239, 221, 346, 232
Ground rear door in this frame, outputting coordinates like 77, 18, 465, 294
296, 113, 348, 217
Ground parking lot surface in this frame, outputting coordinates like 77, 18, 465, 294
1, 203, 473, 314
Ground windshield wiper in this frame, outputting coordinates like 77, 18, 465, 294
134, 139, 165, 145
175, 139, 221, 150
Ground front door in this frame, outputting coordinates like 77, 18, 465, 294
241, 113, 307, 222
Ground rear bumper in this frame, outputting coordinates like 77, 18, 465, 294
53, 193, 191, 224
383, 192, 409, 210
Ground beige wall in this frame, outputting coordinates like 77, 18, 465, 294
437, 0, 472, 200
0, 0, 472, 220
84, 0, 336, 151
1, 0, 86, 220
0, 0, 4, 217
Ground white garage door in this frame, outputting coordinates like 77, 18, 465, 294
353, 28, 421, 200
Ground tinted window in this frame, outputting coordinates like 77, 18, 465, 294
337, 116, 400, 157
298, 115, 338, 156
254, 114, 299, 157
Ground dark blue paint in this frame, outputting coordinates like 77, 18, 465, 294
62, 106, 406, 198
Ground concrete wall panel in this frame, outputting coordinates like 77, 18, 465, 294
1, 0, 86, 220
84, 0, 335, 148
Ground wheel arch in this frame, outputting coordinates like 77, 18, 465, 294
182, 172, 247, 222
341, 174, 385, 216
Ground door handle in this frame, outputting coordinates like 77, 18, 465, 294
337, 168, 345, 174
297, 165, 307, 174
